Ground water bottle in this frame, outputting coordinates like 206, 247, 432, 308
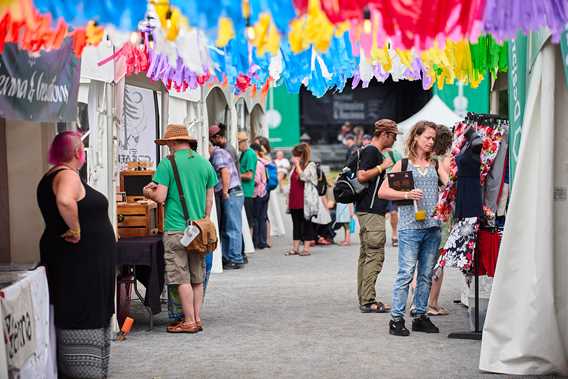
180, 224, 200, 247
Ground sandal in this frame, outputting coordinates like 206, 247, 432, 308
196, 320, 203, 331
167, 321, 200, 334
392, 238, 399, 247
299, 250, 311, 256
359, 302, 391, 313
285, 249, 299, 256
167, 320, 183, 329
427, 305, 449, 316
340, 241, 351, 246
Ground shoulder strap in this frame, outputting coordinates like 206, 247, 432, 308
401, 158, 408, 171
434, 159, 443, 186
168, 154, 191, 225
387, 151, 395, 162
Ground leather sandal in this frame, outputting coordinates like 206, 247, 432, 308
167, 321, 200, 334
167, 320, 183, 329
196, 320, 203, 331
360, 302, 391, 313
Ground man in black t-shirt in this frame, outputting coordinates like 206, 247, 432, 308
356, 119, 401, 313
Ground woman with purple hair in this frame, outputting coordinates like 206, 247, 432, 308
37, 131, 116, 378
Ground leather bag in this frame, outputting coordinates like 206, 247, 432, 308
168, 154, 218, 256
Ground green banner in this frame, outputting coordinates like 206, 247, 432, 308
434, 76, 490, 115
508, 33, 528, 186
561, 30, 568, 89
266, 85, 300, 148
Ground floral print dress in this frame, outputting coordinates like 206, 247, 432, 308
435, 120, 506, 274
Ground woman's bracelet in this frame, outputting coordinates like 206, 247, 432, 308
67, 228, 81, 237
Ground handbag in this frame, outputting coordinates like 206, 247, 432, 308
168, 154, 218, 257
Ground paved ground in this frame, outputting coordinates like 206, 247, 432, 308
110, 211, 502, 378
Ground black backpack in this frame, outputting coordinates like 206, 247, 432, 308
315, 163, 328, 196
333, 147, 369, 204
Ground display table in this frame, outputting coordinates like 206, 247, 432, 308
0, 266, 56, 378
116, 236, 165, 330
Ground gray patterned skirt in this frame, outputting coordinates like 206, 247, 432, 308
56, 326, 111, 378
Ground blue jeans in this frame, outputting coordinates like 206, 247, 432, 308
222, 190, 244, 264
391, 227, 441, 319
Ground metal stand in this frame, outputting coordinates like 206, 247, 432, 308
448, 243, 482, 341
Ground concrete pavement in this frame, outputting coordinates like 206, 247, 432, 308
110, 215, 501, 378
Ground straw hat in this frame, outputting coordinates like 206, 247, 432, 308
237, 131, 249, 143
155, 124, 196, 145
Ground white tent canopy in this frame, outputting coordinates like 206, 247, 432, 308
394, 94, 461, 152
398, 94, 462, 133
479, 41, 568, 376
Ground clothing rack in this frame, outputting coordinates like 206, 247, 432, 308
448, 225, 501, 341
448, 245, 483, 340
465, 112, 509, 123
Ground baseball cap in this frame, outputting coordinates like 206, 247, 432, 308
374, 119, 402, 135
209, 124, 221, 138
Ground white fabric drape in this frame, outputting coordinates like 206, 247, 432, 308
479, 42, 568, 376
268, 192, 286, 236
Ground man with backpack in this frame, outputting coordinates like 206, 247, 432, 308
355, 119, 400, 313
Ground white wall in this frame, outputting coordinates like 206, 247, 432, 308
6, 120, 55, 264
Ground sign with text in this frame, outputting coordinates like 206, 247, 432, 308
118, 85, 159, 169
0, 38, 81, 123
1, 282, 36, 370
561, 30, 568, 89
508, 33, 528, 187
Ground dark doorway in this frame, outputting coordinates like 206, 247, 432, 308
300, 78, 432, 144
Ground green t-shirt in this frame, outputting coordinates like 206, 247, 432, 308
153, 149, 218, 232
383, 149, 403, 173
239, 148, 257, 198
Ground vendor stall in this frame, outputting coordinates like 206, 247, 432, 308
0, 37, 81, 377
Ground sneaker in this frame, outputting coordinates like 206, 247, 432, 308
223, 262, 242, 270
412, 315, 440, 333
389, 318, 410, 337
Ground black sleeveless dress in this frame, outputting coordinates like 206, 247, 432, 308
37, 169, 116, 330
455, 135, 484, 219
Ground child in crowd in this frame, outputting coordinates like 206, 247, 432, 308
335, 202, 354, 246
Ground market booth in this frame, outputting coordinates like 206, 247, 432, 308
0, 34, 269, 376
0, 38, 81, 377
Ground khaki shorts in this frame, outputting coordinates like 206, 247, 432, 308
163, 233, 205, 285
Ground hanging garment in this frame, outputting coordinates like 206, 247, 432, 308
475, 228, 502, 277
483, 127, 509, 213
436, 217, 479, 275
435, 120, 507, 221
455, 131, 483, 219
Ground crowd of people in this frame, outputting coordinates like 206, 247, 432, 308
36, 116, 454, 377
287, 119, 455, 336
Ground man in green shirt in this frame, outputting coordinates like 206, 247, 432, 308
144, 124, 218, 334
238, 131, 257, 236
